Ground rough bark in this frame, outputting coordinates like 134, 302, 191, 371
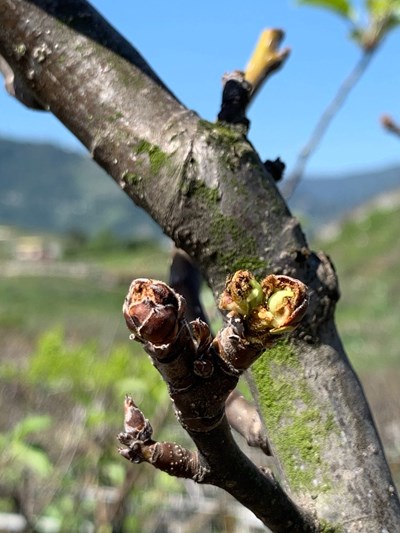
1, 1, 399, 531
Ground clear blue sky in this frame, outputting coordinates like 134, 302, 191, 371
1, 0, 400, 177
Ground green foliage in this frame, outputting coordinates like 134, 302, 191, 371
26, 327, 167, 410
0, 325, 172, 529
11, 414, 52, 441
298, 0, 400, 48
297, 0, 353, 20
0, 415, 54, 481
367, 0, 400, 18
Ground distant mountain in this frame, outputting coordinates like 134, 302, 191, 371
0, 137, 399, 238
0, 138, 161, 239
287, 166, 400, 234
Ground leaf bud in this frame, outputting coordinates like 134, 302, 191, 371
123, 278, 185, 345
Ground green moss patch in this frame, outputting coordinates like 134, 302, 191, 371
253, 340, 335, 493
185, 180, 220, 204
136, 140, 171, 176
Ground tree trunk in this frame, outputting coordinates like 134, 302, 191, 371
1, 1, 399, 530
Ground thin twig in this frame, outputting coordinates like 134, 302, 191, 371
381, 114, 400, 138
282, 49, 376, 199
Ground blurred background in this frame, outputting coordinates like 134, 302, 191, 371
1, 1, 400, 531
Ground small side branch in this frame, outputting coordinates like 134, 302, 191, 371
225, 389, 271, 455
118, 396, 205, 481
119, 272, 318, 532
381, 114, 400, 138
244, 29, 290, 102
169, 249, 271, 455
217, 29, 290, 129
282, 49, 375, 198
0, 55, 45, 110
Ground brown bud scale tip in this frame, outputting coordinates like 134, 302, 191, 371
123, 278, 185, 346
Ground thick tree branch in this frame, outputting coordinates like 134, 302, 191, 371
1, 1, 399, 531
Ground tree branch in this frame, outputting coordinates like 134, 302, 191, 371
118, 275, 315, 532
169, 250, 272, 455
225, 389, 271, 455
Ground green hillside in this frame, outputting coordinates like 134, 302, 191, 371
316, 199, 400, 487
0, 138, 161, 239
317, 200, 400, 371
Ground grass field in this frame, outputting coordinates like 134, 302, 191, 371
0, 241, 170, 345
316, 204, 400, 372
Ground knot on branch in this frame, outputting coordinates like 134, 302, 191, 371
217, 71, 251, 129
264, 157, 286, 182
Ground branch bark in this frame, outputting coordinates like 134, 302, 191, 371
1, 1, 399, 531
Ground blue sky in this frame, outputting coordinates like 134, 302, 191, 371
1, 0, 400, 177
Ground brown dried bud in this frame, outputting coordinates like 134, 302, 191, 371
122, 395, 153, 442
123, 278, 185, 345
381, 114, 400, 136
190, 319, 212, 355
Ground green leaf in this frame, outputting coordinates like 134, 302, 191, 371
366, 0, 400, 43
297, 0, 353, 19
12, 415, 52, 440
102, 461, 125, 485
9, 441, 53, 477
366, 0, 400, 17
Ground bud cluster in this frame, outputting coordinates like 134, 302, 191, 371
219, 270, 308, 344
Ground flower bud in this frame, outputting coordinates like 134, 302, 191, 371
219, 270, 264, 317
123, 278, 185, 345
190, 319, 213, 355
123, 395, 153, 442
219, 271, 308, 344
